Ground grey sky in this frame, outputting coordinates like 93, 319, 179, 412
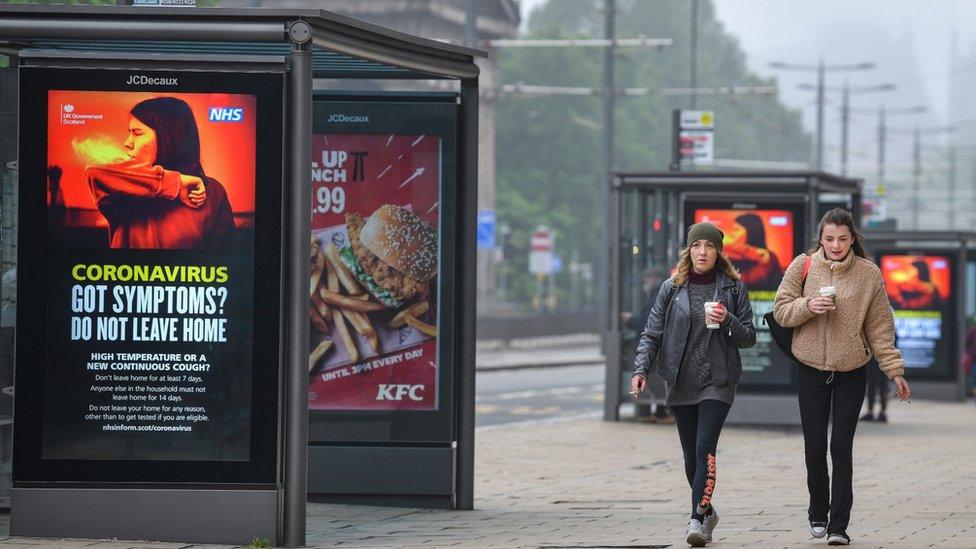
518, 0, 976, 174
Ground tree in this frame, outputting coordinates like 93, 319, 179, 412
494, 0, 811, 309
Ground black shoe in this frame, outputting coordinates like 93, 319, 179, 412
827, 531, 851, 545
877, 411, 888, 423
859, 412, 874, 421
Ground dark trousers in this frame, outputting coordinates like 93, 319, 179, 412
798, 364, 866, 534
865, 361, 888, 414
671, 399, 731, 520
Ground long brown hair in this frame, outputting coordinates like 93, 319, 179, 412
671, 245, 741, 286
807, 208, 867, 258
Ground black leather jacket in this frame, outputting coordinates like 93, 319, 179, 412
633, 270, 756, 388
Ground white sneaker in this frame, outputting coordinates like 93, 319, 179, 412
703, 508, 719, 542
809, 521, 827, 538
827, 532, 851, 545
686, 518, 707, 547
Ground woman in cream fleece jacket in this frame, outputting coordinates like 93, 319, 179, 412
773, 208, 910, 546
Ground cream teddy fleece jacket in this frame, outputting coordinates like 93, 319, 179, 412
773, 248, 906, 379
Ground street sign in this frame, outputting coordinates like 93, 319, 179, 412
529, 226, 553, 275
477, 210, 496, 249
551, 254, 563, 274
672, 109, 715, 168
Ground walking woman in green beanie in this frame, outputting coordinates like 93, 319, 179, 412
632, 222, 756, 547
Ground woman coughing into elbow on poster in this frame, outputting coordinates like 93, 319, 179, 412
631, 222, 756, 547
85, 96, 237, 250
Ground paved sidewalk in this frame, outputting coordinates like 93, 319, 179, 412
2, 398, 974, 548
476, 344, 603, 370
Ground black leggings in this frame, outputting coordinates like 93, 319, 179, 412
671, 399, 731, 520
798, 364, 866, 534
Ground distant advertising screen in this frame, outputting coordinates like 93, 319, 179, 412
686, 201, 804, 388
15, 68, 282, 484
308, 133, 440, 410
880, 254, 954, 378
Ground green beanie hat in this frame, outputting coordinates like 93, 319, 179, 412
687, 222, 724, 252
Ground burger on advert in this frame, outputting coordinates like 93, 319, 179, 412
309, 204, 437, 372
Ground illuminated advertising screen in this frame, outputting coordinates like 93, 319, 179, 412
14, 67, 283, 484
308, 133, 440, 411
685, 200, 805, 389
308, 96, 456, 444
879, 253, 955, 378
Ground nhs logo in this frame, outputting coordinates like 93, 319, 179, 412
208, 107, 244, 122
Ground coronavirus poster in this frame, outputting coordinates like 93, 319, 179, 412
15, 68, 282, 481
686, 202, 804, 388
308, 133, 440, 411
881, 254, 954, 376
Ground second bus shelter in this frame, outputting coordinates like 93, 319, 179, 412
607, 171, 862, 425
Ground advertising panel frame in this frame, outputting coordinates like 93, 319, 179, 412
681, 192, 808, 393
9, 58, 286, 544
306, 92, 459, 507
308, 92, 457, 439
863, 230, 974, 401
875, 250, 956, 381
13, 64, 284, 485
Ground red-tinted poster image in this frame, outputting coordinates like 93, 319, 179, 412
308, 134, 440, 411
47, 90, 256, 250
882, 255, 951, 309
695, 209, 794, 289
881, 254, 952, 371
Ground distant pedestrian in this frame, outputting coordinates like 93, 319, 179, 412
773, 208, 911, 546
623, 267, 673, 423
632, 222, 756, 547
860, 358, 889, 422
963, 317, 976, 399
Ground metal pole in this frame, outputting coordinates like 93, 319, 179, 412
599, 0, 615, 357
949, 137, 956, 229
456, 77, 480, 511
465, 0, 477, 48
283, 24, 312, 548
604, 175, 622, 421
912, 126, 920, 230
840, 80, 849, 176
816, 57, 825, 170
877, 105, 885, 186
690, 0, 699, 109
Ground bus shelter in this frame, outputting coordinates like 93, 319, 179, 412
606, 171, 862, 425
862, 230, 973, 401
0, 4, 481, 546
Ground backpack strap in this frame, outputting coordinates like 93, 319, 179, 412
800, 255, 813, 291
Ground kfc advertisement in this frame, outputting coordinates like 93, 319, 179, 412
687, 202, 804, 388
308, 134, 440, 410
881, 254, 954, 375
15, 68, 282, 482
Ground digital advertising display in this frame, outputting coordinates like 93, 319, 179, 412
685, 199, 805, 389
308, 133, 440, 411
14, 67, 283, 484
307, 96, 456, 445
880, 253, 955, 378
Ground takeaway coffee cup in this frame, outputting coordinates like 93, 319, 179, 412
704, 301, 721, 329
819, 286, 837, 307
